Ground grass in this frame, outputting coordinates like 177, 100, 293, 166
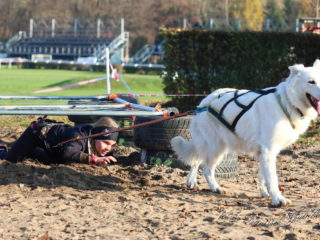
297, 119, 320, 146
0, 66, 169, 105
0, 66, 168, 126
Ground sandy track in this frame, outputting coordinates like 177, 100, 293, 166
0, 127, 320, 239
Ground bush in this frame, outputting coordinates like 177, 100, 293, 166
163, 30, 320, 110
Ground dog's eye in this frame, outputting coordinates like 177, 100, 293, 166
309, 80, 316, 84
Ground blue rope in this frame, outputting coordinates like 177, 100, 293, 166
194, 106, 208, 114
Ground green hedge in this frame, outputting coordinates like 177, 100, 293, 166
163, 30, 320, 109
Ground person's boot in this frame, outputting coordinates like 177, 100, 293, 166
6, 126, 42, 163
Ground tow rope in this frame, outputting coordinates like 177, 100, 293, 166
53, 111, 194, 148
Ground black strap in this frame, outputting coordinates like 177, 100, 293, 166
234, 91, 248, 109
231, 94, 270, 130
208, 88, 276, 133
208, 107, 235, 132
220, 90, 248, 116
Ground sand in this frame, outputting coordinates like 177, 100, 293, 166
0, 126, 320, 240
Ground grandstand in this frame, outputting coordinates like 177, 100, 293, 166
6, 18, 129, 64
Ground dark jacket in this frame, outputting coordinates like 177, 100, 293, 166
6, 123, 95, 164
45, 124, 93, 162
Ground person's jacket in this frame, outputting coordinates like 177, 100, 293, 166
45, 124, 92, 163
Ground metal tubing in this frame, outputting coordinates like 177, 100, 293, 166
0, 104, 126, 110
0, 110, 164, 116
0, 96, 109, 100
113, 97, 157, 112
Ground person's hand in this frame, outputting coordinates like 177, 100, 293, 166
96, 156, 117, 166
90, 155, 117, 166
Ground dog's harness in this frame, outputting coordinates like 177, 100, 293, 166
274, 92, 304, 129
206, 88, 277, 133
197, 88, 303, 133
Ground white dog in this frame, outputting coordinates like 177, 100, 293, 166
171, 60, 320, 206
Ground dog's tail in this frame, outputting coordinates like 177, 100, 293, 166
198, 88, 236, 108
171, 136, 197, 166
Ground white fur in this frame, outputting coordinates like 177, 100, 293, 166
171, 60, 320, 206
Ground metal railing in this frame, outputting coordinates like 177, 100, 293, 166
0, 95, 165, 117
95, 32, 129, 63
6, 31, 27, 49
130, 44, 156, 64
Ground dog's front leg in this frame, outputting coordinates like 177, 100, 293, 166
259, 148, 291, 207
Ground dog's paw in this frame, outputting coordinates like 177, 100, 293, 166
260, 189, 270, 198
216, 188, 225, 195
186, 181, 198, 189
211, 187, 224, 195
272, 196, 291, 207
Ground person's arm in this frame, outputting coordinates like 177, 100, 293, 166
63, 140, 88, 162
61, 127, 89, 162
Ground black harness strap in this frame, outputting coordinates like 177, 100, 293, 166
208, 106, 235, 132
234, 91, 248, 109
219, 91, 248, 116
208, 88, 277, 133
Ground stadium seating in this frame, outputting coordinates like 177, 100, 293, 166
7, 36, 112, 59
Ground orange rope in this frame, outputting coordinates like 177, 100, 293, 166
53, 111, 193, 148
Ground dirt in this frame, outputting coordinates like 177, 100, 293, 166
0, 127, 320, 239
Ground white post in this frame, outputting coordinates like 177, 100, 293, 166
106, 48, 111, 95
97, 18, 101, 38
183, 18, 188, 28
121, 18, 124, 34
296, 19, 301, 32
29, 18, 34, 38
209, 18, 214, 29
121, 18, 125, 63
51, 18, 56, 37
74, 19, 78, 37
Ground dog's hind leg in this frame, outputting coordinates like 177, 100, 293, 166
259, 147, 291, 206
203, 148, 227, 194
187, 161, 201, 188
258, 168, 269, 198
186, 140, 205, 189
171, 136, 202, 188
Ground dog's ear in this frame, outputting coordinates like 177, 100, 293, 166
313, 59, 320, 69
288, 64, 304, 75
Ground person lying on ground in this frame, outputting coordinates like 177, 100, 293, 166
0, 117, 118, 166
